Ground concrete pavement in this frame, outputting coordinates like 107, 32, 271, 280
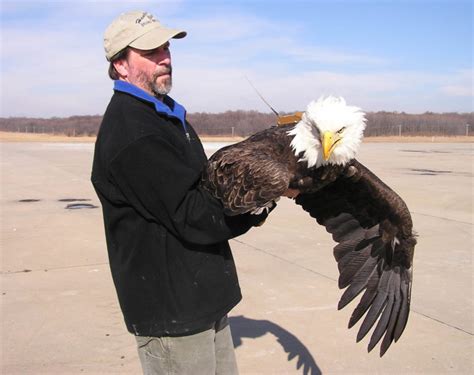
1, 141, 473, 374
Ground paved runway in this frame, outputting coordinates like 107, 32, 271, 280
1, 141, 473, 374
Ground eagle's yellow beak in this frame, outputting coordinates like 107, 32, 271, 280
322, 131, 341, 160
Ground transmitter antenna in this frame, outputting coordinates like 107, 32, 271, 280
245, 76, 303, 127
245, 76, 279, 117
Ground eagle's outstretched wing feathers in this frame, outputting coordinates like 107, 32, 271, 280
296, 160, 415, 356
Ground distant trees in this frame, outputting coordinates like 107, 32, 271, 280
1, 111, 472, 137
187, 111, 275, 136
365, 111, 473, 137
0, 116, 101, 136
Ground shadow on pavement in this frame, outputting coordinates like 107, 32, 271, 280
229, 315, 321, 375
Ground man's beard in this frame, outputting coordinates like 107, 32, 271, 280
137, 67, 172, 97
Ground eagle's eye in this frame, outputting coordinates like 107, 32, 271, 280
337, 127, 346, 134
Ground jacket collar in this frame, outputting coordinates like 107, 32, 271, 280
113, 80, 187, 128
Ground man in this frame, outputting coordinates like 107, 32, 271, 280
91, 10, 287, 375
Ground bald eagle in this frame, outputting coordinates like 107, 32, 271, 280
201, 96, 416, 356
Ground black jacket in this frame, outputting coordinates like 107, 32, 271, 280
91, 89, 265, 336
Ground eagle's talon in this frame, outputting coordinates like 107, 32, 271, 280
296, 176, 313, 188
345, 165, 360, 180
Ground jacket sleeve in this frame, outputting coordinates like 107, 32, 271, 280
109, 134, 268, 245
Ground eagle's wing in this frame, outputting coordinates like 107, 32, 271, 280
296, 159, 416, 356
202, 138, 291, 215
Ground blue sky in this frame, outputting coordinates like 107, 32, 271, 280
1, 0, 472, 117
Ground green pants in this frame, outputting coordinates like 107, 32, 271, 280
135, 316, 238, 375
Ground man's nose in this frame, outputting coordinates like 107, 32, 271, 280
160, 56, 171, 66
159, 49, 171, 65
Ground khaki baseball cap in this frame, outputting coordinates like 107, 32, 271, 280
104, 11, 187, 61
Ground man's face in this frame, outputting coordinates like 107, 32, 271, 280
123, 42, 172, 97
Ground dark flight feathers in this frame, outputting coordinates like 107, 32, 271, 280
295, 160, 415, 356
201, 127, 416, 356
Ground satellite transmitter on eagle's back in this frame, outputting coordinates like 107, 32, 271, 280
199, 85, 417, 357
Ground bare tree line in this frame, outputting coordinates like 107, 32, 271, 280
0, 116, 102, 137
365, 111, 473, 137
1, 111, 472, 137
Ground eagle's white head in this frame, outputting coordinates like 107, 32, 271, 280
288, 96, 366, 168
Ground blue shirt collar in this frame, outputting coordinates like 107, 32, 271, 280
113, 80, 187, 128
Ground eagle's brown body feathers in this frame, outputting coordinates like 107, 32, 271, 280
203, 126, 313, 214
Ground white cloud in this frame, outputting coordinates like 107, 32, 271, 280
438, 69, 473, 97
1, 23, 110, 117
441, 85, 472, 97
285, 45, 387, 65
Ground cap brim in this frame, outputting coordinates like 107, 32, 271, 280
129, 27, 187, 51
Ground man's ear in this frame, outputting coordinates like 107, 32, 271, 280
113, 59, 129, 78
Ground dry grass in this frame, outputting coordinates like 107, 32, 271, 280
363, 135, 474, 143
0, 131, 97, 143
199, 136, 245, 142
0, 131, 247, 143
1, 131, 472, 144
